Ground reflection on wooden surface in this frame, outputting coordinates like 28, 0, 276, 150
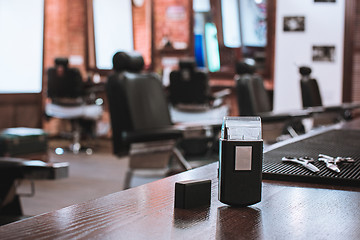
0, 121, 360, 239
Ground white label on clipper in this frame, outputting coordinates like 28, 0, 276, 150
235, 146, 252, 170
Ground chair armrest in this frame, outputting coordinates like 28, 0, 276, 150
210, 89, 231, 108
304, 103, 360, 114
0, 157, 69, 180
212, 89, 231, 100
258, 112, 292, 123
323, 106, 343, 112
259, 109, 310, 123
341, 102, 360, 110
122, 127, 183, 143
174, 119, 222, 129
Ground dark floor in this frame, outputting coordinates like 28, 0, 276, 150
17, 138, 217, 216
18, 149, 127, 216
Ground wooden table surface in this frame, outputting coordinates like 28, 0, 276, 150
1, 120, 360, 239
0, 162, 359, 240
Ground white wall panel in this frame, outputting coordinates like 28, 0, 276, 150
273, 0, 345, 111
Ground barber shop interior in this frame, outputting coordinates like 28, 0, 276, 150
0, 0, 360, 238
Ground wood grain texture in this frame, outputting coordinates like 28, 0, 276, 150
0, 161, 359, 240
1, 120, 360, 239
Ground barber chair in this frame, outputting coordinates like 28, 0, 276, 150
45, 58, 103, 154
235, 61, 308, 143
299, 66, 360, 125
169, 58, 230, 111
170, 58, 211, 107
300, 66, 323, 108
106, 52, 197, 189
168, 58, 229, 155
0, 157, 68, 225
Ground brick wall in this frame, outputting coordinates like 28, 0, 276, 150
43, 0, 192, 81
44, 0, 153, 76
152, 0, 193, 73
44, 0, 86, 77
43, 0, 154, 135
133, 1, 152, 66
153, 0, 191, 50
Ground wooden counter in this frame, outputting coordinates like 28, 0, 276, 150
0, 165, 359, 239
0, 121, 359, 239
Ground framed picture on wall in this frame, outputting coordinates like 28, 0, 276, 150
312, 45, 336, 62
283, 16, 305, 32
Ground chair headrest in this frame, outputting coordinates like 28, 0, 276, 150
299, 66, 312, 76
55, 58, 69, 67
112, 51, 144, 72
235, 61, 256, 75
179, 58, 196, 71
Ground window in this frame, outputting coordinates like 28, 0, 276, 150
0, 0, 44, 93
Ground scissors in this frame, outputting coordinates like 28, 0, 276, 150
282, 156, 320, 173
318, 154, 355, 173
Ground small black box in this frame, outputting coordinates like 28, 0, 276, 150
174, 179, 211, 209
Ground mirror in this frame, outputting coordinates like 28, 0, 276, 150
88, 0, 134, 70
193, 0, 272, 81
0, 0, 44, 93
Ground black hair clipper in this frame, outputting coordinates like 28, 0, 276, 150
218, 116, 263, 206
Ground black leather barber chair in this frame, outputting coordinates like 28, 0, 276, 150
235, 61, 273, 116
46, 58, 103, 154
235, 61, 308, 143
0, 157, 68, 225
106, 52, 197, 189
299, 66, 360, 124
300, 66, 323, 108
47, 58, 84, 105
168, 58, 229, 155
169, 58, 230, 111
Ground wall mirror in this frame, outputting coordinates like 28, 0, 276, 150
87, 0, 134, 72
193, 0, 274, 82
0, 0, 44, 93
